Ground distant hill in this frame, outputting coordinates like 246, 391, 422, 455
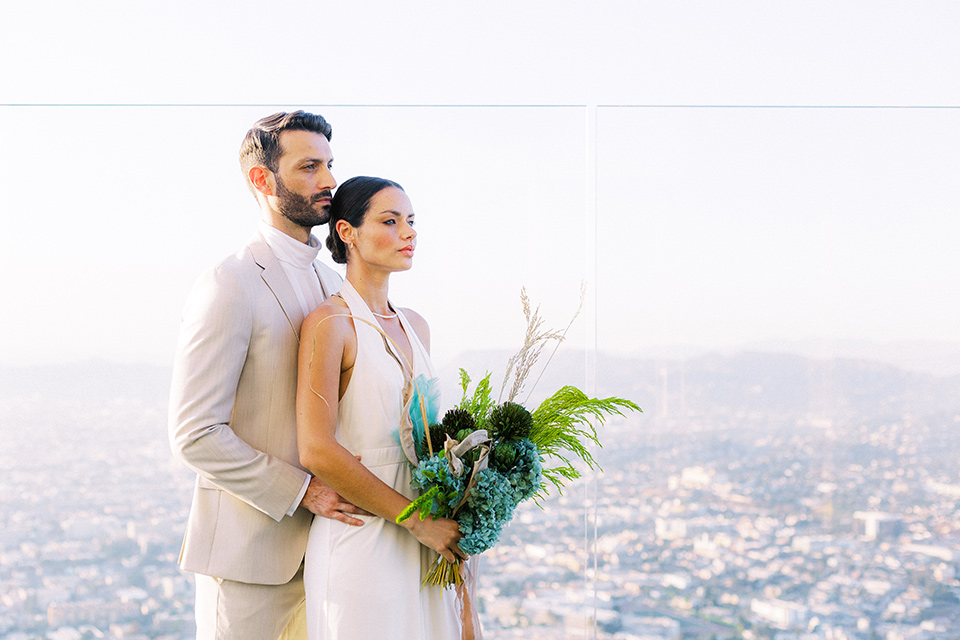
623, 339, 960, 377
440, 349, 960, 421
739, 338, 960, 378
3, 350, 959, 423
0, 359, 172, 404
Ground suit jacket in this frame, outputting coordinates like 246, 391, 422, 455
169, 231, 342, 585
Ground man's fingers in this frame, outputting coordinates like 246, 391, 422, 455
337, 503, 373, 517
324, 495, 372, 517
331, 511, 365, 527
319, 500, 368, 525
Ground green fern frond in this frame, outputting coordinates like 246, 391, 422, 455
457, 369, 495, 429
458, 368, 472, 398
531, 385, 641, 497
456, 289, 641, 503
396, 485, 442, 523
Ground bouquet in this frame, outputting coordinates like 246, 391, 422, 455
396, 289, 641, 587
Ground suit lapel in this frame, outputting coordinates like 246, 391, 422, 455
249, 233, 304, 341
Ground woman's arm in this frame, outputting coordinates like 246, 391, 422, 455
296, 302, 465, 563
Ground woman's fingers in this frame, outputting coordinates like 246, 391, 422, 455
408, 516, 468, 563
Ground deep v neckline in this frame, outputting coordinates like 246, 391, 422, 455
340, 281, 415, 377
377, 316, 413, 372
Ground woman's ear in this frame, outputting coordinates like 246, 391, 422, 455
336, 220, 355, 247
248, 166, 274, 197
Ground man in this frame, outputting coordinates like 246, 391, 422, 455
169, 111, 365, 640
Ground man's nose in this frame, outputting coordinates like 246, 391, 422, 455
319, 167, 336, 191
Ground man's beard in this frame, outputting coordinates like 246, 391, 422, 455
276, 176, 332, 228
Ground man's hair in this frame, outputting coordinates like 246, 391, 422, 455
239, 111, 333, 182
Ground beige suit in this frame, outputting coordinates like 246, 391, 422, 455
169, 231, 341, 588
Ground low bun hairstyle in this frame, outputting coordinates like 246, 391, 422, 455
326, 176, 404, 264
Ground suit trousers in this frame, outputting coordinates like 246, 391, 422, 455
194, 564, 307, 640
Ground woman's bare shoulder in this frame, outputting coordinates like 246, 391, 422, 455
303, 295, 354, 336
399, 307, 430, 351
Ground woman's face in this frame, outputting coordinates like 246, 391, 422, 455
349, 186, 417, 272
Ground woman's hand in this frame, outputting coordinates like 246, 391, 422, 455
402, 515, 468, 564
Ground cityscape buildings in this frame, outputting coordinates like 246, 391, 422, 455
2, 352, 958, 639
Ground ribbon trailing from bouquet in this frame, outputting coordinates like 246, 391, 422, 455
443, 430, 490, 477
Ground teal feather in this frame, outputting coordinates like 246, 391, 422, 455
408, 375, 441, 457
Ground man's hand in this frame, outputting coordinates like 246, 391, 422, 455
300, 476, 371, 526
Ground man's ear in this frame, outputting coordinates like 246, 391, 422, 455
248, 166, 275, 197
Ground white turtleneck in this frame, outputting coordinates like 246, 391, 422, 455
258, 220, 330, 516
258, 220, 330, 316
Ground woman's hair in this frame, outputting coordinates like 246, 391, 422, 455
326, 176, 404, 264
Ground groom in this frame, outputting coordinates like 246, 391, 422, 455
169, 111, 366, 639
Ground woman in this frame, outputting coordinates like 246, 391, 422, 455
297, 176, 471, 639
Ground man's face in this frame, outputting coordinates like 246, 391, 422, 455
272, 130, 336, 228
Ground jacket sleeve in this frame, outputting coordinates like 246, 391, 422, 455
168, 264, 309, 522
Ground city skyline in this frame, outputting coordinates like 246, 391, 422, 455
3, 352, 958, 638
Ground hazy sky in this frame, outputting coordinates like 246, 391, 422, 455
2, 1, 959, 368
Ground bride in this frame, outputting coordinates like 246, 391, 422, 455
297, 176, 474, 639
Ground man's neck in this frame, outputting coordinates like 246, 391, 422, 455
261, 212, 311, 244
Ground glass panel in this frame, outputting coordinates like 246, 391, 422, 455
0, 105, 599, 638
595, 105, 960, 638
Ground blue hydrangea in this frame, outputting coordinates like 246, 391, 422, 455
508, 438, 543, 502
457, 468, 518, 555
406, 434, 545, 557
410, 455, 465, 519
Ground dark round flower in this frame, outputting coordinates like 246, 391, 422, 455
488, 402, 533, 441
441, 408, 477, 433
427, 423, 451, 452
426, 408, 478, 452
